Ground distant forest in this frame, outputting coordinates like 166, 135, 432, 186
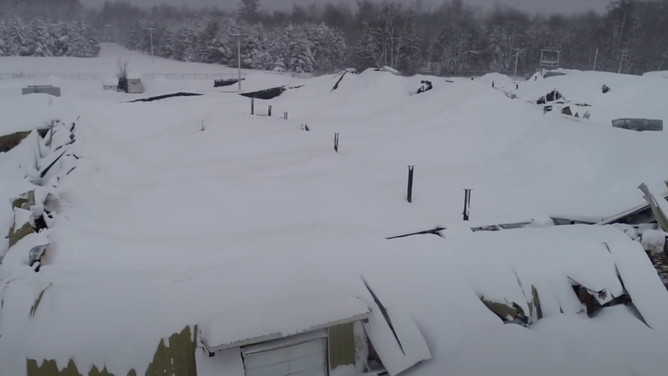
1, 0, 667, 76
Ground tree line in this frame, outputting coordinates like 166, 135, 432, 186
0, 0, 100, 57
1, 0, 668, 76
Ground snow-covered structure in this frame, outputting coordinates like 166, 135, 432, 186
1, 248, 433, 376
126, 71, 144, 94
612, 118, 663, 132
3, 48, 668, 376
127, 79, 143, 94
21, 85, 61, 97
103, 77, 118, 91
116, 71, 144, 94
0, 130, 31, 153
3, 224, 668, 376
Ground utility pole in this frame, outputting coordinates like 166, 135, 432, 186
230, 33, 246, 91
103, 24, 112, 43
593, 48, 598, 71
539, 49, 544, 71
512, 49, 521, 81
618, 50, 629, 74
147, 27, 155, 63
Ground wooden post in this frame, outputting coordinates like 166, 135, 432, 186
407, 166, 415, 203
48, 120, 55, 150
251, 98, 255, 115
334, 133, 339, 153
463, 189, 472, 221
268, 105, 272, 117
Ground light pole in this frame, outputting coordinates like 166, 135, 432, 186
230, 33, 247, 91
147, 27, 155, 63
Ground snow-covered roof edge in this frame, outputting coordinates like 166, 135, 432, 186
201, 304, 371, 352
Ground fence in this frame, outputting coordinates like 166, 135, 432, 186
0, 72, 239, 81
262, 71, 315, 79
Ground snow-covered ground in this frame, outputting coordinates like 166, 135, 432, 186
2, 44, 668, 376
0, 43, 241, 76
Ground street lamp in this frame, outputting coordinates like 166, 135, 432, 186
230, 33, 246, 91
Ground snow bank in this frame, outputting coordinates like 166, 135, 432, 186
516, 69, 668, 124
479, 72, 513, 85
643, 71, 668, 78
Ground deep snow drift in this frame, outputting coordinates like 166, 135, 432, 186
1, 44, 668, 376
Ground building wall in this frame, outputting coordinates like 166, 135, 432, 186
27, 326, 198, 376
127, 80, 143, 94
328, 322, 356, 370
612, 118, 663, 132
27, 322, 359, 376
21, 86, 61, 97
0, 130, 31, 153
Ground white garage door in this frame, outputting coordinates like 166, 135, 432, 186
242, 332, 327, 376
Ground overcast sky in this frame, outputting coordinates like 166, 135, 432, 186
83, 0, 610, 15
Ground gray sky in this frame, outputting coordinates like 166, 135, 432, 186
85, 0, 610, 15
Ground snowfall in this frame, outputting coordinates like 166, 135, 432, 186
1, 43, 668, 376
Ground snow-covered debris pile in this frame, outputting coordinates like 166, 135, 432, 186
331, 69, 361, 92
3, 224, 668, 376
536, 89, 564, 105
416, 80, 432, 94
240, 86, 288, 100
641, 229, 667, 255
3, 44, 668, 376
377, 66, 400, 75
0, 118, 79, 269
639, 183, 668, 232
543, 70, 567, 79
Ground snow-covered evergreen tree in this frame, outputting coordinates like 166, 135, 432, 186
238, 0, 261, 24
196, 18, 232, 64
0, 14, 99, 58
30, 19, 54, 57
271, 23, 316, 73
7, 16, 31, 56
303, 23, 346, 73
226, 22, 272, 70
246, 23, 273, 69
0, 21, 8, 56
